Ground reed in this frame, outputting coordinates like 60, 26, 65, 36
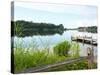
14, 48, 68, 72
13, 39, 96, 73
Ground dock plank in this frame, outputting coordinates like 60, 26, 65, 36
71, 36, 97, 46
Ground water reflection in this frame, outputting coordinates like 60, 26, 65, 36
14, 30, 97, 57
16, 29, 65, 37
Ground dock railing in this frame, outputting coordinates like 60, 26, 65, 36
71, 35, 97, 46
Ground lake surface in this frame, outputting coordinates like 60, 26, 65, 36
14, 30, 97, 57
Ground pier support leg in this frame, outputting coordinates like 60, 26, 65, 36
87, 47, 94, 69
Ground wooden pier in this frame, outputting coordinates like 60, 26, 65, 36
71, 36, 97, 46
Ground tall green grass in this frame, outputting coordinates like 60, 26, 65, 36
53, 41, 71, 57
14, 40, 80, 72
53, 41, 80, 58
14, 48, 67, 73
14, 39, 96, 73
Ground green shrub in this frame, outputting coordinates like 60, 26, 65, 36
53, 41, 71, 57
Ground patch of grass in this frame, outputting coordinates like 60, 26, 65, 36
14, 48, 67, 73
53, 41, 80, 58
48, 60, 97, 71
53, 41, 71, 57
13, 39, 96, 73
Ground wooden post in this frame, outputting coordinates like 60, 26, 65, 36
82, 36, 85, 46
71, 36, 73, 41
87, 47, 94, 69
91, 36, 94, 62
91, 36, 93, 45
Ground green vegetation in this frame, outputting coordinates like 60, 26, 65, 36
13, 39, 97, 73
53, 41, 80, 57
11, 20, 97, 73
53, 41, 71, 57
78, 26, 97, 33
49, 60, 97, 71
14, 48, 67, 73
70, 42, 80, 58
11, 20, 66, 37
87, 26, 97, 33
14, 39, 67, 73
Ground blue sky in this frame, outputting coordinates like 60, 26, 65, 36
14, 2, 97, 28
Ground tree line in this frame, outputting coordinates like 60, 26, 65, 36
78, 26, 97, 33
11, 20, 66, 37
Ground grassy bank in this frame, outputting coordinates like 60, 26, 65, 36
13, 40, 97, 73
48, 60, 97, 71
14, 48, 67, 72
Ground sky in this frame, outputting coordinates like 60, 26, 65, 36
13, 2, 97, 28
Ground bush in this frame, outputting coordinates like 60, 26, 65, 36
53, 41, 71, 57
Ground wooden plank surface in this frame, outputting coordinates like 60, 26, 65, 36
71, 36, 97, 46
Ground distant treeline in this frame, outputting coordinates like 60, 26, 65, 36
78, 26, 97, 33
11, 20, 66, 37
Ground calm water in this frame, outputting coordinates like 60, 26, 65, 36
14, 30, 97, 57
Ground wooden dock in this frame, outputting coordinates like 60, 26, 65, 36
71, 36, 97, 46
